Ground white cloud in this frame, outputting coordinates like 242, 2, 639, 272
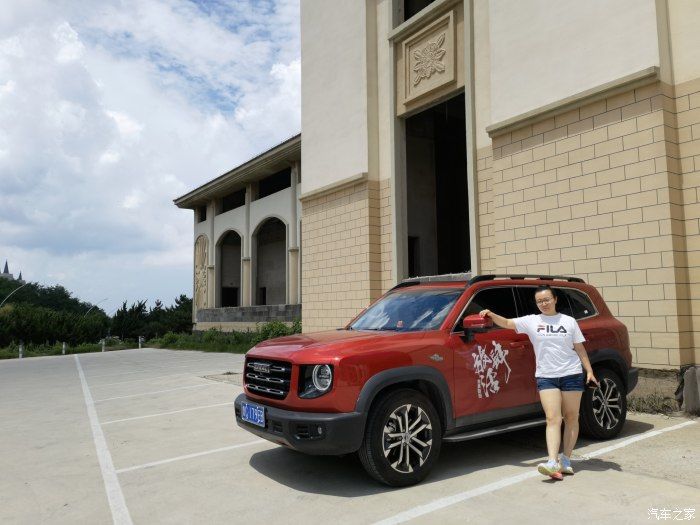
0, 0, 300, 313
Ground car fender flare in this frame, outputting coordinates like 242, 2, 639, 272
354, 366, 454, 431
588, 348, 631, 390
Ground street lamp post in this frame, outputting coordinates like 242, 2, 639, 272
83, 298, 109, 317
0, 281, 30, 309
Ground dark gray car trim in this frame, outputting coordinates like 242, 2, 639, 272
452, 402, 543, 431
588, 348, 631, 390
354, 366, 455, 431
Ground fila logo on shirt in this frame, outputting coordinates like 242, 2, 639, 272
537, 324, 568, 334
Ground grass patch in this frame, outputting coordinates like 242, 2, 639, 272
627, 392, 678, 415
147, 320, 301, 354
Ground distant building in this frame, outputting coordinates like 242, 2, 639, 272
174, 135, 301, 331
0, 261, 25, 284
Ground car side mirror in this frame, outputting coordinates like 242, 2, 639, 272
462, 314, 493, 331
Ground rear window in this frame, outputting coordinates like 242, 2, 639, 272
514, 286, 597, 320
558, 288, 597, 319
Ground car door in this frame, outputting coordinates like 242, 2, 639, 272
449, 286, 539, 425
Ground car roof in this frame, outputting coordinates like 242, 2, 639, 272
391, 273, 585, 292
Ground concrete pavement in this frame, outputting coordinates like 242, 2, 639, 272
0, 349, 697, 525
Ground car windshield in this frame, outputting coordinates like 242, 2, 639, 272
349, 288, 462, 332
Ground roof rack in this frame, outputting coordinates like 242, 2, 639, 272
469, 274, 585, 284
391, 272, 473, 291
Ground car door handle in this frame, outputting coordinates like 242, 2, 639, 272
507, 342, 529, 350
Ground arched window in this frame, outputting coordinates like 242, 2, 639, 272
218, 231, 242, 307
254, 218, 287, 305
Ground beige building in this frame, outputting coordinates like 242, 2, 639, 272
298, 0, 700, 370
178, 0, 700, 370
175, 135, 301, 331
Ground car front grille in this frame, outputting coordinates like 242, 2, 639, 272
244, 359, 292, 399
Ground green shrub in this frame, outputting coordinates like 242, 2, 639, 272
147, 320, 302, 354
251, 321, 294, 345
160, 332, 179, 346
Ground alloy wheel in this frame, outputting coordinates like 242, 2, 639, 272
591, 377, 622, 430
382, 403, 433, 474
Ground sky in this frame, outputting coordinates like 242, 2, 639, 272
0, 0, 301, 315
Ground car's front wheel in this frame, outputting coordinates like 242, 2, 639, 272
580, 367, 627, 439
358, 389, 442, 486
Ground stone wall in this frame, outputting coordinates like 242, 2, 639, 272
676, 76, 700, 367
301, 179, 390, 332
483, 79, 699, 369
197, 304, 301, 323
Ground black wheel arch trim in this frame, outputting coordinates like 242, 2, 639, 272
587, 348, 633, 391
355, 366, 455, 431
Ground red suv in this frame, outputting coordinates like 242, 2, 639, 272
235, 274, 637, 486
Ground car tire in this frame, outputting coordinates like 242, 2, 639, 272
580, 367, 627, 439
358, 389, 442, 487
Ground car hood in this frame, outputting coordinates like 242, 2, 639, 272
246, 329, 421, 361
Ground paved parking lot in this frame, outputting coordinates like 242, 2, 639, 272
0, 349, 697, 525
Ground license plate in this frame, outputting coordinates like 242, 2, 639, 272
241, 401, 265, 428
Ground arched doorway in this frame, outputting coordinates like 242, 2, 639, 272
254, 218, 286, 305
218, 231, 242, 307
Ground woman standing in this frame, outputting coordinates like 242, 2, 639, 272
480, 285, 598, 480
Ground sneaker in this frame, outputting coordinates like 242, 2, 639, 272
537, 460, 562, 480
559, 454, 574, 475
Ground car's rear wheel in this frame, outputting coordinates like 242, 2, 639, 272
580, 367, 627, 439
358, 389, 442, 486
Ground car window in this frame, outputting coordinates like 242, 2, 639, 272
515, 286, 596, 320
515, 286, 543, 316
558, 288, 597, 319
349, 288, 463, 331
462, 287, 518, 320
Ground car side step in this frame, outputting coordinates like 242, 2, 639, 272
443, 418, 546, 443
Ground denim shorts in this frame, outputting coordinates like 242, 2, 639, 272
536, 372, 585, 392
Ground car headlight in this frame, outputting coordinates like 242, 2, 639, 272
299, 364, 333, 398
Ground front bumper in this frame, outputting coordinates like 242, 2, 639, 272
627, 367, 639, 393
234, 393, 365, 455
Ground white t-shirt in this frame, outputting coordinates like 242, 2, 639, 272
513, 313, 585, 378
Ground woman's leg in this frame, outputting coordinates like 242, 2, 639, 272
539, 388, 563, 461
561, 391, 583, 457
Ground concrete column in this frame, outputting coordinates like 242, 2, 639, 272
244, 184, 252, 257
288, 247, 299, 305
242, 184, 253, 306
289, 162, 300, 304
241, 257, 251, 306
208, 201, 216, 262
207, 265, 216, 308
290, 163, 299, 247
207, 200, 216, 309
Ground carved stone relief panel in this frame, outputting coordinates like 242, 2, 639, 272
402, 11, 455, 105
394, 5, 465, 117
194, 235, 208, 310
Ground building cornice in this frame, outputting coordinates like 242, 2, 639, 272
486, 67, 660, 138
299, 172, 368, 202
174, 134, 301, 209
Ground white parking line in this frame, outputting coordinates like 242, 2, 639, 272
94, 384, 211, 402
86, 360, 239, 379
115, 440, 267, 474
91, 372, 193, 387
581, 420, 697, 459
74, 355, 133, 525
101, 402, 235, 425
373, 420, 697, 525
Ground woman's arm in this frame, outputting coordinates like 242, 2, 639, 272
574, 342, 598, 385
479, 309, 516, 330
